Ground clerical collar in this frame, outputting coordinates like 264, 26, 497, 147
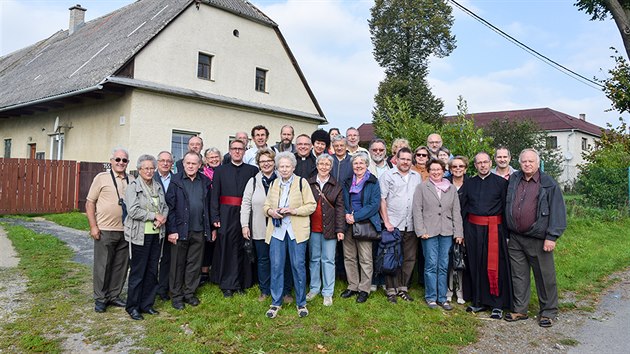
231, 161, 243, 167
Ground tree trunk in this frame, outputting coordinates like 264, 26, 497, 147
605, 0, 630, 58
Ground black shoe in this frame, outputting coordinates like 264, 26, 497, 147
184, 296, 200, 306
340, 289, 358, 298
157, 293, 170, 301
94, 301, 107, 313
199, 273, 209, 285
108, 298, 126, 307
223, 289, 234, 298
142, 307, 159, 315
398, 291, 414, 302
172, 301, 185, 310
387, 294, 398, 304
128, 309, 144, 320
356, 291, 369, 303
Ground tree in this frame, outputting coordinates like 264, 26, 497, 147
440, 96, 493, 160
601, 50, 630, 113
575, 0, 630, 58
372, 95, 435, 150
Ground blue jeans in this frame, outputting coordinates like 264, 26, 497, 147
270, 235, 307, 307
254, 239, 292, 296
422, 235, 453, 303
308, 232, 337, 297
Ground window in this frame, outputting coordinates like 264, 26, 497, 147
197, 53, 213, 80
255, 68, 267, 92
50, 134, 64, 160
35, 152, 45, 159
171, 131, 198, 163
545, 136, 557, 149
581, 137, 588, 151
4, 139, 11, 158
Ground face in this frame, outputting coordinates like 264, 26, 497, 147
474, 153, 492, 177
277, 158, 295, 180
296, 136, 312, 157
352, 157, 367, 177
183, 153, 201, 177
428, 162, 444, 181
280, 127, 294, 145
313, 141, 327, 155
316, 158, 332, 177
332, 140, 347, 157
229, 141, 246, 163
495, 149, 511, 169
415, 149, 429, 166
235, 132, 249, 146
252, 129, 268, 148
205, 151, 221, 168
188, 137, 203, 154
519, 151, 540, 177
329, 129, 340, 139
258, 154, 275, 174
138, 160, 156, 182
110, 150, 129, 174
450, 159, 467, 178
369, 142, 386, 163
437, 151, 449, 163
427, 134, 442, 153
396, 152, 412, 173
157, 153, 173, 175
346, 129, 359, 148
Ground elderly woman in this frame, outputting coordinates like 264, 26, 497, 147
340, 152, 381, 304
124, 154, 168, 320
411, 146, 430, 181
200, 147, 221, 284
305, 154, 345, 306
446, 155, 469, 304
263, 152, 316, 318
413, 159, 463, 311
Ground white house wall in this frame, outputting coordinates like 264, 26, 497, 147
547, 130, 598, 185
133, 4, 320, 116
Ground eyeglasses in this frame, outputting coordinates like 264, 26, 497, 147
415, 153, 428, 157
259, 160, 274, 164
371, 148, 385, 152
158, 159, 173, 164
230, 147, 245, 151
140, 167, 156, 172
113, 157, 129, 163
451, 165, 466, 168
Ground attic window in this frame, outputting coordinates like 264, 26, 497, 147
233, 29, 239, 37
197, 52, 213, 80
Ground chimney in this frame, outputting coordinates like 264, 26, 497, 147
68, 4, 87, 35
579, 113, 586, 121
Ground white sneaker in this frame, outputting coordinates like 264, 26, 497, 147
323, 296, 333, 306
457, 298, 466, 305
370, 284, 377, 292
446, 296, 452, 302
305, 292, 318, 301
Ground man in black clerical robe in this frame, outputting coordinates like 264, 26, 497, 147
210, 139, 259, 297
460, 152, 513, 319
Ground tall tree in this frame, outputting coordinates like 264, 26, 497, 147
575, 0, 630, 58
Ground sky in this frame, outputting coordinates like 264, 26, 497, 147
2, 0, 628, 133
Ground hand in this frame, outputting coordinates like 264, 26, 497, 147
242, 226, 251, 240
211, 230, 217, 242
345, 214, 355, 224
213, 221, 221, 228
337, 232, 345, 241
90, 226, 101, 240
384, 222, 394, 233
543, 240, 556, 252
421, 233, 430, 240
269, 209, 283, 219
168, 233, 179, 245
155, 214, 167, 226
455, 237, 464, 245
279, 207, 294, 216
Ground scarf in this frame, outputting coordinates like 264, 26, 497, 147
203, 165, 215, 181
262, 172, 277, 194
139, 178, 159, 213
430, 177, 451, 194
349, 170, 371, 194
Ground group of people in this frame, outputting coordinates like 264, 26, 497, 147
86, 125, 566, 327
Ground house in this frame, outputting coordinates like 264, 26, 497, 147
358, 107, 603, 185
0, 0, 326, 164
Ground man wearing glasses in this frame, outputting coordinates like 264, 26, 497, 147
86, 147, 133, 313
154, 151, 174, 301
368, 138, 392, 178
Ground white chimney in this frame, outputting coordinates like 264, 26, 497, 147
579, 113, 586, 121
69, 4, 87, 35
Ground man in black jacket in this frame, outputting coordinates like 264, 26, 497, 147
154, 151, 174, 301
504, 148, 566, 328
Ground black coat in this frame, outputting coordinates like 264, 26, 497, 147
165, 172, 212, 240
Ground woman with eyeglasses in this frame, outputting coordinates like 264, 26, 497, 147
124, 154, 168, 320
446, 155, 470, 305
411, 146, 430, 181
200, 148, 222, 285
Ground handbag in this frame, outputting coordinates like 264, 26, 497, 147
450, 243, 466, 271
352, 220, 381, 241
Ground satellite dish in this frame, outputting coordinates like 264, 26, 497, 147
53, 117, 60, 133
564, 152, 573, 161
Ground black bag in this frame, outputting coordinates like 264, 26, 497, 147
352, 220, 381, 241
110, 169, 129, 224
375, 229, 402, 275
450, 243, 466, 271
243, 238, 256, 264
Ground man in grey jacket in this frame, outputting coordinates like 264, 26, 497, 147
504, 148, 567, 328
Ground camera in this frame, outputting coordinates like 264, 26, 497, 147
272, 217, 282, 228
118, 198, 124, 206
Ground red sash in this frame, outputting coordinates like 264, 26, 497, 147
219, 196, 242, 206
468, 214, 502, 296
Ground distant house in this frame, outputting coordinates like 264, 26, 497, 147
0, 0, 325, 163
358, 108, 603, 185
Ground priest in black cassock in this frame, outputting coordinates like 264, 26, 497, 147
460, 152, 512, 319
210, 139, 259, 297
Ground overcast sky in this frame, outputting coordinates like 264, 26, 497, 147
2, 0, 628, 133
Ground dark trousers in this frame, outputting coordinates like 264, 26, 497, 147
157, 237, 171, 297
126, 234, 160, 313
93, 230, 129, 303
385, 231, 418, 295
415, 238, 425, 286
169, 231, 204, 303
508, 233, 558, 318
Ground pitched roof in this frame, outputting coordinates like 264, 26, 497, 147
0, 0, 278, 111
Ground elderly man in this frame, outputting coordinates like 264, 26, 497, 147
460, 152, 512, 319
504, 148, 566, 327
211, 139, 259, 297
426, 133, 444, 159
331, 135, 352, 184
166, 151, 212, 310
294, 134, 317, 178
379, 147, 421, 303
223, 131, 249, 165
368, 138, 393, 178
273, 125, 296, 153
86, 147, 132, 313
346, 127, 369, 157
176, 136, 203, 173
244, 125, 270, 166
491, 147, 516, 180
154, 151, 175, 301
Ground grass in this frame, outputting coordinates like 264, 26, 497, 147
42, 211, 90, 231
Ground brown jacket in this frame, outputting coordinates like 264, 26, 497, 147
308, 175, 346, 239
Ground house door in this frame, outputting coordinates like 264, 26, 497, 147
29, 143, 36, 159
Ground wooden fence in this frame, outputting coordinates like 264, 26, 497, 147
0, 158, 108, 215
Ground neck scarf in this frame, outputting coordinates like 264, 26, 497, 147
262, 172, 277, 194
349, 170, 371, 194
203, 165, 215, 181
430, 177, 451, 193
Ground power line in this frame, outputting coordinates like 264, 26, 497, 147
448, 0, 604, 90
